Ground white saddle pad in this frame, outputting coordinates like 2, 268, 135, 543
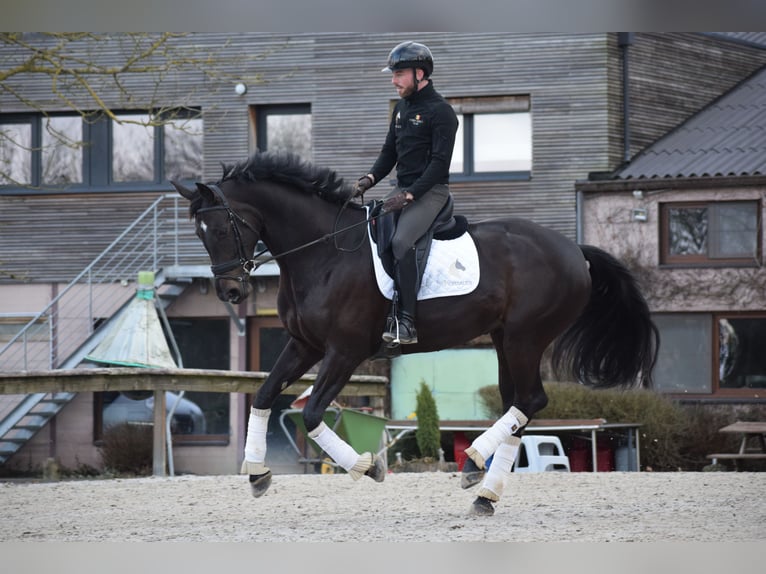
367, 209, 480, 301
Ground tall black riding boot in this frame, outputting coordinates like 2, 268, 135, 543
382, 249, 419, 345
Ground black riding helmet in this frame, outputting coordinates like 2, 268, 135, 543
382, 41, 434, 78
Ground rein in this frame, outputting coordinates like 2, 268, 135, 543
202, 184, 383, 279
249, 199, 383, 270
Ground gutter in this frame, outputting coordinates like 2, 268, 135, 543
576, 174, 766, 194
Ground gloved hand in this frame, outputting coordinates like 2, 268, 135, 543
353, 175, 374, 197
382, 192, 409, 213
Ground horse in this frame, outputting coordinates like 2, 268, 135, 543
172, 150, 659, 516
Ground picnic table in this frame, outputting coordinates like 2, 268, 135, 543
706, 421, 766, 469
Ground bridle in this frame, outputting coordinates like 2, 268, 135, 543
196, 183, 261, 284
198, 183, 386, 283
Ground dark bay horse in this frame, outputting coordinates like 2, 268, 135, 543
172, 151, 659, 516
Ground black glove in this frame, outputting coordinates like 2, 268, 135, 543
382, 192, 409, 213
353, 175, 374, 197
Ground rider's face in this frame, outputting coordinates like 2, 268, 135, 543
391, 68, 423, 97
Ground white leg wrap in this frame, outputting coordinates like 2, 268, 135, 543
241, 407, 271, 475
477, 436, 521, 502
467, 406, 528, 467
308, 421, 371, 480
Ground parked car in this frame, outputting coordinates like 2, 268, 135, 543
102, 391, 207, 434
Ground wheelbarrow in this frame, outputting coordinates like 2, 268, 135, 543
278, 406, 388, 474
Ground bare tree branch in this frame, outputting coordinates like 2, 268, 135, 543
0, 32, 278, 185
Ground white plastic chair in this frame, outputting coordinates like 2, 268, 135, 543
513, 435, 571, 473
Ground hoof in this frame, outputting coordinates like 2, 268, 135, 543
364, 454, 386, 483
460, 457, 485, 489
469, 496, 495, 516
249, 471, 272, 498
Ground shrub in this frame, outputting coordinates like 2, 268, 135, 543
99, 423, 153, 475
415, 381, 441, 460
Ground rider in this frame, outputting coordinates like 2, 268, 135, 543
354, 41, 459, 345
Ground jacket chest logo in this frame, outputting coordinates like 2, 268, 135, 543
408, 114, 424, 127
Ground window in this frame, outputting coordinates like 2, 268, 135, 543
653, 312, 766, 397
164, 114, 204, 182
254, 104, 312, 160
0, 109, 202, 193
42, 115, 83, 185
652, 314, 712, 394
164, 318, 231, 440
111, 110, 203, 185
660, 201, 760, 265
95, 318, 230, 443
1, 116, 35, 185
112, 113, 155, 182
718, 316, 766, 390
0, 313, 48, 344
448, 96, 531, 180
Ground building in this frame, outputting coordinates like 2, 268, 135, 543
1, 32, 765, 475
577, 60, 766, 406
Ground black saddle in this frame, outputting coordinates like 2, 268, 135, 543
369, 195, 469, 288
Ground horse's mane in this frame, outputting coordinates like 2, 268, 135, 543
219, 151, 357, 205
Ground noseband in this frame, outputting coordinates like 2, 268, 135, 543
196, 184, 260, 284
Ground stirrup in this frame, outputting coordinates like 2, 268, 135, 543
382, 315, 401, 346
392, 316, 418, 345
382, 315, 418, 345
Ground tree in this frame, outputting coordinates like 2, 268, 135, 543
415, 380, 441, 460
0, 32, 273, 186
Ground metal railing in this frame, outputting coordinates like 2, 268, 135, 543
0, 194, 209, 372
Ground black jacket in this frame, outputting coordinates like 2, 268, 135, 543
370, 82, 459, 200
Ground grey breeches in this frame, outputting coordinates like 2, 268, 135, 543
385, 184, 450, 260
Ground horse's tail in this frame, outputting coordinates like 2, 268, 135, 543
551, 244, 660, 389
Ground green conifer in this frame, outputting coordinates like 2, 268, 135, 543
415, 380, 441, 460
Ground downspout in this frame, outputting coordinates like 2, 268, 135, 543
579, 33, 633, 245
618, 32, 634, 163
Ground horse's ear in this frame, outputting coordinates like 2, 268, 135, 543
194, 182, 219, 204
170, 180, 198, 201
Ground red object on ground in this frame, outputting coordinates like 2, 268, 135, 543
453, 431, 470, 470
567, 437, 615, 472
596, 438, 615, 472
568, 441, 590, 472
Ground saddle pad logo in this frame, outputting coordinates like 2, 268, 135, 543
450, 259, 466, 277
